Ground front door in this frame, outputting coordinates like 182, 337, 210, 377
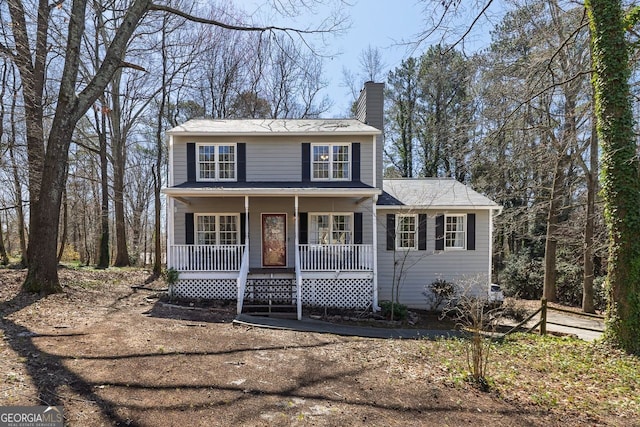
262, 213, 287, 267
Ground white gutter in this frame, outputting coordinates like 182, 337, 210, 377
163, 187, 382, 198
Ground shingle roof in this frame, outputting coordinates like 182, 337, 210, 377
167, 119, 381, 136
378, 178, 500, 209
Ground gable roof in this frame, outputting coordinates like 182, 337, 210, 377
378, 178, 501, 210
167, 119, 381, 136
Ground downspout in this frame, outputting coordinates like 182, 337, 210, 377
372, 194, 380, 311
488, 207, 503, 286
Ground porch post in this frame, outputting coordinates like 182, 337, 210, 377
294, 195, 302, 320
372, 194, 380, 311
167, 196, 174, 269
244, 195, 249, 257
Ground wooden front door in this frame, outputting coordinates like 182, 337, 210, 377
262, 213, 287, 267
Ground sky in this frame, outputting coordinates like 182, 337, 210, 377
245, 0, 500, 118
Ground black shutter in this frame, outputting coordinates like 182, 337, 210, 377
354, 212, 363, 244
237, 143, 246, 182
185, 213, 194, 244
240, 213, 248, 244
386, 214, 395, 250
299, 212, 308, 244
467, 213, 476, 250
351, 142, 361, 182
418, 213, 427, 251
301, 143, 310, 182
435, 214, 444, 251
187, 143, 196, 182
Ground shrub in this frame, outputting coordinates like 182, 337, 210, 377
499, 253, 543, 300
424, 278, 456, 311
379, 300, 408, 321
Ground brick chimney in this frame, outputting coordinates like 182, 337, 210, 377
356, 81, 384, 189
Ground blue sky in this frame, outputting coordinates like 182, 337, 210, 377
245, 0, 499, 117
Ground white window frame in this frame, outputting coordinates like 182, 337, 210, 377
395, 214, 418, 251
309, 213, 353, 244
196, 143, 237, 182
195, 213, 240, 245
445, 214, 466, 250
310, 143, 351, 181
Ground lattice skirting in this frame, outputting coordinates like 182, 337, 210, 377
301, 278, 373, 309
171, 278, 236, 300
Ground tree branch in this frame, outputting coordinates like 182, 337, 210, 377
148, 3, 334, 34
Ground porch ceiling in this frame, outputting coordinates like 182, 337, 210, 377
163, 181, 381, 198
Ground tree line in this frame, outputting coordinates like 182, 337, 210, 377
0, 0, 638, 353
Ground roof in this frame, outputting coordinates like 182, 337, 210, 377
163, 181, 380, 198
378, 178, 501, 210
167, 119, 381, 136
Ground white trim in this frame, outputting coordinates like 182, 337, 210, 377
168, 134, 175, 187
194, 213, 241, 245
377, 205, 499, 211
372, 134, 377, 188
444, 213, 466, 250
195, 142, 238, 182
163, 187, 381, 197
310, 143, 351, 182
372, 195, 379, 311
395, 213, 419, 251
308, 212, 354, 244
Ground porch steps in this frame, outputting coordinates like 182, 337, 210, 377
242, 277, 297, 318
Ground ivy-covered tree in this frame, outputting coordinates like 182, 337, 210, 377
585, 0, 640, 354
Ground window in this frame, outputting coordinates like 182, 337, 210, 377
197, 143, 236, 181
196, 214, 239, 245
396, 214, 417, 250
310, 213, 352, 244
445, 214, 465, 249
311, 144, 350, 180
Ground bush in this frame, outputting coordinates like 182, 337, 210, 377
499, 253, 543, 299
424, 278, 456, 311
379, 300, 408, 321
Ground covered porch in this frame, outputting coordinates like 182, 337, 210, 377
163, 186, 381, 319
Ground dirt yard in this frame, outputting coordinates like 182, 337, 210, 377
0, 268, 633, 426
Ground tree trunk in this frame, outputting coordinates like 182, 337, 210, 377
0, 213, 9, 265
582, 112, 598, 314
543, 156, 566, 302
586, 0, 640, 354
97, 104, 110, 268
57, 190, 68, 263
111, 70, 130, 267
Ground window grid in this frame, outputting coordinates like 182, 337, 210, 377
396, 215, 417, 250
196, 214, 239, 245
197, 144, 236, 181
310, 213, 352, 244
445, 215, 465, 249
311, 144, 350, 181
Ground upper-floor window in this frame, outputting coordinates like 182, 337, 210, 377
311, 143, 350, 181
196, 214, 239, 245
445, 214, 465, 249
197, 143, 236, 181
310, 213, 352, 244
396, 214, 417, 250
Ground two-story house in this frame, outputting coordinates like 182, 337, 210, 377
163, 82, 501, 319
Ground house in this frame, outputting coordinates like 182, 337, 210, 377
163, 82, 501, 318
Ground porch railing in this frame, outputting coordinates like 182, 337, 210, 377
236, 248, 250, 314
298, 244, 374, 271
169, 244, 245, 271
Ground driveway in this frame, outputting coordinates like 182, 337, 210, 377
544, 309, 605, 342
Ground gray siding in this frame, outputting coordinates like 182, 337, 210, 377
377, 210, 491, 309
172, 196, 376, 270
170, 135, 374, 187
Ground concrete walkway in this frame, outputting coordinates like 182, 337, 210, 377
234, 308, 605, 342
233, 314, 463, 340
